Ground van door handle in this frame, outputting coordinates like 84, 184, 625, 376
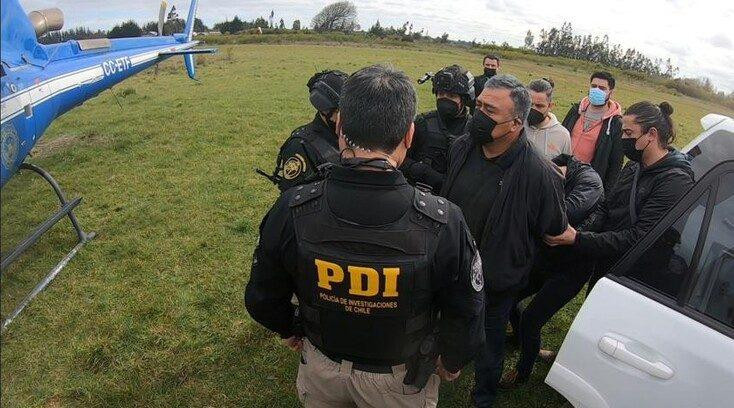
598, 336, 674, 380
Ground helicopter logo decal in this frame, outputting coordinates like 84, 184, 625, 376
1, 123, 19, 171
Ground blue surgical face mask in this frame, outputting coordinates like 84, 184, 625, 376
588, 87, 607, 106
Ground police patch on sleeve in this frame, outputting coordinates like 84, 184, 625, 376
471, 250, 484, 292
283, 154, 307, 180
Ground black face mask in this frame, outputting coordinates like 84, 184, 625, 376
470, 109, 514, 145
484, 68, 497, 78
437, 98, 461, 118
622, 135, 652, 162
527, 108, 546, 126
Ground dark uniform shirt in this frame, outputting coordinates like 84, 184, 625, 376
274, 114, 340, 192
445, 145, 503, 246
401, 111, 469, 192
473, 74, 491, 99
245, 165, 485, 372
441, 132, 568, 291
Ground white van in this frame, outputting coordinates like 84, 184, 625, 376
545, 114, 734, 408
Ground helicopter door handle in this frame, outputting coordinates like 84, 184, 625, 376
598, 336, 674, 380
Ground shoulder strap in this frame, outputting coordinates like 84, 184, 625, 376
287, 125, 339, 182
628, 164, 641, 224
308, 134, 340, 165
289, 179, 325, 208
289, 125, 310, 141
413, 189, 449, 224
606, 114, 622, 136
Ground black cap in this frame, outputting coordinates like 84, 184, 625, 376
307, 70, 348, 112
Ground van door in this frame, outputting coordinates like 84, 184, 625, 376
546, 162, 734, 408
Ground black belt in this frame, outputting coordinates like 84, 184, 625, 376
320, 349, 396, 374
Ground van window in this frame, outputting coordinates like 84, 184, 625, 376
625, 192, 709, 299
688, 172, 734, 328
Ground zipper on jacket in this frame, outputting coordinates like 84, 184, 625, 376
485, 178, 504, 237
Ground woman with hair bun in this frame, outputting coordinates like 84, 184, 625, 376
544, 101, 694, 291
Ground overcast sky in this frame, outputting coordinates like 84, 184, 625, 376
20, 0, 734, 92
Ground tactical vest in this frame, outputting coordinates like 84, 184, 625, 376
289, 126, 340, 171
416, 112, 463, 175
289, 179, 449, 363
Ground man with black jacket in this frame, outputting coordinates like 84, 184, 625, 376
441, 75, 567, 407
501, 154, 604, 388
553, 154, 605, 226
473, 54, 500, 99
246, 65, 485, 407
561, 72, 623, 193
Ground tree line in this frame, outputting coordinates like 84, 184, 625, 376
40, 17, 208, 43
39, 27, 107, 44
212, 15, 296, 34
34, 1, 731, 103
38, 1, 442, 43
34, 2, 666, 79
526, 22, 678, 79
367, 20, 449, 43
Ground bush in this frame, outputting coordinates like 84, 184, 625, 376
665, 78, 734, 110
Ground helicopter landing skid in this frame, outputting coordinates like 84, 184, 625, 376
1, 162, 95, 332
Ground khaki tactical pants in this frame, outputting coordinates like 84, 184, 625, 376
297, 339, 439, 407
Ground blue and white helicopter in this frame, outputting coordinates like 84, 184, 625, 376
0, 0, 215, 330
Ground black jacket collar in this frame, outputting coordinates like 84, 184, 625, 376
487, 130, 528, 170
329, 165, 408, 187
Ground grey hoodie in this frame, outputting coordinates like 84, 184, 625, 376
525, 112, 571, 160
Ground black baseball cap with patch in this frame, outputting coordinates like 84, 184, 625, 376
307, 70, 348, 112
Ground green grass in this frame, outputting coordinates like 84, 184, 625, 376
2, 43, 732, 408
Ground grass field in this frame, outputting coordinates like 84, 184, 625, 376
2, 43, 733, 408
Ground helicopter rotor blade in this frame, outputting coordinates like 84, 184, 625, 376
158, 0, 167, 36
